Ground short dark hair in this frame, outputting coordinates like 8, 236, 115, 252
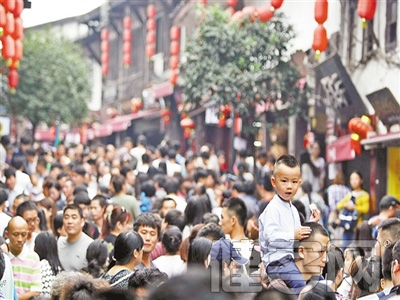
197, 223, 225, 241
0, 188, 9, 206
111, 175, 125, 194
128, 267, 168, 290
202, 212, 219, 225
382, 242, 394, 280
161, 225, 182, 253
74, 192, 91, 206
133, 213, 162, 239
222, 197, 247, 227
378, 218, 400, 243
273, 154, 300, 177
323, 244, 344, 282
11, 156, 24, 170
63, 204, 83, 219
4, 166, 16, 179
164, 209, 186, 232
16, 200, 38, 218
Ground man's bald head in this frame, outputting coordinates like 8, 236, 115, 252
6, 216, 29, 256
8, 216, 28, 232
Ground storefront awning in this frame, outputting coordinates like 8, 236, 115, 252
326, 135, 356, 163
361, 131, 400, 147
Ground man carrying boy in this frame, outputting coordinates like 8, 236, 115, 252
258, 154, 320, 293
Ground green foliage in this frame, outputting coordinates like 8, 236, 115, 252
0, 28, 91, 129
180, 5, 310, 133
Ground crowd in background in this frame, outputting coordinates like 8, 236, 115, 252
0, 133, 398, 299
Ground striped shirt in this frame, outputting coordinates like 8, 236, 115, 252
8, 246, 42, 295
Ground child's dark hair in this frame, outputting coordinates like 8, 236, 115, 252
273, 155, 300, 176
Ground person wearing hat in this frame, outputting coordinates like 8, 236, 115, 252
368, 195, 400, 239
209, 237, 262, 294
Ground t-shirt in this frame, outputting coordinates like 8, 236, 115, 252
110, 194, 140, 222
8, 246, 42, 296
153, 255, 186, 278
0, 253, 15, 300
57, 233, 93, 271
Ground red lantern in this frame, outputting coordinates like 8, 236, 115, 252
4, 13, 14, 36
101, 52, 109, 64
101, 40, 109, 52
101, 28, 109, 40
8, 58, 19, 70
348, 117, 373, 139
314, 0, 328, 24
161, 109, 172, 125
13, 0, 23, 17
0, 5, 6, 28
242, 6, 256, 20
3, 0, 15, 12
234, 115, 242, 135
170, 26, 180, 41
169, 55, 179, 70
180, 117, 195, 138
123, 53, 131, 67
357, 0, 377, 21
201, 0, 207, 6
220, 105, 231, 116
14, 38, 22, 60
146, 31, 156, 44
123, 41, 131, 54
256, 5, 274, 22
1, 35, 15, 60
218, 114, 226, 128
8, 69, 18, 89
170, 41, 180, 56
123, 16, 131, 29
131, 98, 143, 113
169, 70, 178, 86
227, 0, 237, 7
123, 29, 132, 42
146, 19, 156, 31
147, 4, 156, 19
312, 24, 328, 53
271, 0, 284, 10
231, 11, 243, 22
12, 16, 22, 40
146, 44, 155, 58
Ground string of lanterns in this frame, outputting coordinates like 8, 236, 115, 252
0, 0, 24, 91
145, 4, 156, 59
122, 16, 132, 68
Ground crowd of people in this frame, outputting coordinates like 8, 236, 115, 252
0, 133, 399, 300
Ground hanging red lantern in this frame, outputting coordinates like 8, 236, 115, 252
241, 6, 256, 21
256, 5, 274, 22
218, 114, 226, 128
13, 0, 23, 17
230, 11, 243, 22
3, 0, 15, 12
4, 13, 14, 36
101, 28, 109, 40
131, 98, 143, 113
8, 69, 18, 90
100, 28, 109, 76
1, 35, 15, 61
220, 105, 231, 116
101, 39, 109, 52
312, 24, 328, 53
169, 70, 178, 86
123, 16, 131, 29
234, 115, 242, 135
123, 41, 131, 54
357, 0, 377, 22
0, 5, 6, 29
146, 31, 156, 44
170, 26, 180, 41
348, 117, 373, 139
271, 0, 284, 10
123, 29, 132, 42
161, 109, 173, 125
101, 52, 109, 64
314, 0, 328, 24
8, 58, 19, 70
101, 64, 109, 76
147, 4, 156, 19
12, 16, 23, 40
170, 41, 180, 56
145, 44, 155, 58
169, 55, 179, 70
146, 18, 156, 31
227, 0, 237, 7
180, 117, 195, 138
123, 53, 131, 67
200, 0, 207, 7
14, 38, 22, 61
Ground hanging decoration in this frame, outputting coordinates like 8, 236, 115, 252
161, 109, 173, 125
180, 117, 196, 138
122, 16, 132, 68
357, 0, 377, 28
100, 28, 109, 76
348, 116, 373, 155
146, 4, 156, 59
312, 0, 328, 60
1, 0, 25, 91
169, 26, 180, 86
131, 98, 143, 113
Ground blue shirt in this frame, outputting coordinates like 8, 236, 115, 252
258, 194, 301, 267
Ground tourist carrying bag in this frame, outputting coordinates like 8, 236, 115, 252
338, 195, 358, 232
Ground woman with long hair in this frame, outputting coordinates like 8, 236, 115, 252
81, 240, 109, 278
34, 231, 64, 297
101, 205, 133, 260
187, 237, 212, 269
100, 231, 143, 289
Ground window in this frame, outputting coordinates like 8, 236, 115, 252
386, 0, 397, 52
361, 20, 375, 62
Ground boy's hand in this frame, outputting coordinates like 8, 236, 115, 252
294, 226, 312, 240
309, 205, 321, 223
